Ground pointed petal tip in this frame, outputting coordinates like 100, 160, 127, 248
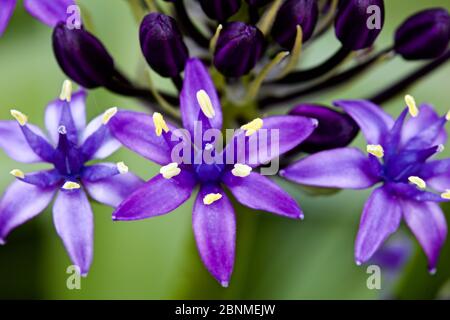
299, 213, 305, 220
429, 268, 437, 275
0, 238, 6, 246
355, 260, 362, 266
279, 169, 286, 177
311, 118, 319, 127
112, 215, 118, 221
81, 272, 88, 278
220, 280, 229, 288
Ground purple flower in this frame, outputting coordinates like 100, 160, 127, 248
0, 81, 143, 275
0, 0, 78, 37
281, 97, 449, 272
107, 58, 317, 286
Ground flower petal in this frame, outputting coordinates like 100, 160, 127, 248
222, 171, 303, 219
83, 172, 144, 208
112, 171, 196, 221
225, 115, 318, 167
355, 186, 402, 265
53, 188, 93, 276
280, 147, 380, 189
402, 200, 447, 271
180, 58, 223, 136
0, 180, 55, 243
45, 90, 87, 145
15, 169, 62, 188
23, 0, 75, 27
420, 159, 450, 191
193, 184, 235, 287
0, 121, 46, 163
0, 0, 16, 36
334, 100, 394, 145
81, 115, 120, 160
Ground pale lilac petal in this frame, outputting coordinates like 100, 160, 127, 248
355, 186, 402, 264
193, 184, 235, 287
222, 171, 303, 219
107, 110, 179, 165
280, 148, 380, 189
225, 115, 318, 167
0, 0, 16, 36
0, 180, 55, 243
53, 188, 93, 276
23, 0, 74, 27
112, 171, 196, 221
334, 100, 394, 145
420, 159, 450, 191
180, 58, 223, 136
83, 172, 144, 208
402, 200, 447, 271
0, 121, 47, 163
45, 90, 87, 145
81, 115, 120, 160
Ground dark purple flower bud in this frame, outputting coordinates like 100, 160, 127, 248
335, 0, 385, 50
140, 13, 189, 78
199, 0, 241, 22
52, 23, 115, 89
214, 22, 265, 77
271, 0, 319, 49
246, 0, 272, 7
289, 104, 358, 153
395, 8, 450, 60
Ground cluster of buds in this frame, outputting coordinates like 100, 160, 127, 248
51, 0, 450, 154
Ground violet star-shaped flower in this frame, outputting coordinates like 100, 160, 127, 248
281, 98, 449, 272
107, 58, 318, 286
0, 81, 143, 275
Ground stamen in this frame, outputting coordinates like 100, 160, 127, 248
366, 144, 384, 158
231, 163, 252, 178
408, 176, 427, 190
62, 181, 81, 190
241, 118, 263, 137
160, 162, 181, 179
117, 162, 129, 174
405, 94, 418, 117
203, 193, 222, 205
102, 107, 118, 125
196, 90, 215, 119
446, 110, 450, 121
153, 112, 169, 137
440, 190, 450, 200
10, 109, 28, 126
437, 144, 445, 153
10, 169, 25, 179
59, 80, 72, 102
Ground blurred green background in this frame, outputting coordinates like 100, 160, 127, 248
1, 0, 450, 299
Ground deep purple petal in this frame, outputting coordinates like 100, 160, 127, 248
15, 169, 62, 188
222, 171, 303, 219
280, 147, 380, 189
45, 90, 87, 145
193, 184, 235, 287
225, 115, 318, 167
0, 0, 16, 36
112, 171, 196, 221
23, 0, 75, 27
81, 115, 120, 160
83, 172, 144, 208
107, 110, 177, 165
0, 180, 55, 243
0, 121, 45, 163
81, 163, 121, 182
334, 100, 394, 145
20, 124, 56, 163
355, 186, 402, 265
53, 188, 93, 276
402, 200, 447, 271
180, 58, 222, 136
420, 159, 450, 191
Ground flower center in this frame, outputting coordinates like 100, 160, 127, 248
194, 162, 225, 183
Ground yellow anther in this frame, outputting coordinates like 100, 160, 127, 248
102, 107, 118, 125
10, 109, 28, 126
10, 169, 25, 179
440, 190, 450, 200
160, 163, 181, 179
408, 176, 427, 190
405, 94, 418, 117
366, 144, 384, 158
117, 162, 128, 174
203, 193, 222, 205
153, 112, 169, 137
196, 90, 215, 119
231, 163, 252, 178
59, 80, 72, 102
62, 181, 81, 190
446, 110, 450, 121
437, 144, 445, 153
241, 118, 263, 136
